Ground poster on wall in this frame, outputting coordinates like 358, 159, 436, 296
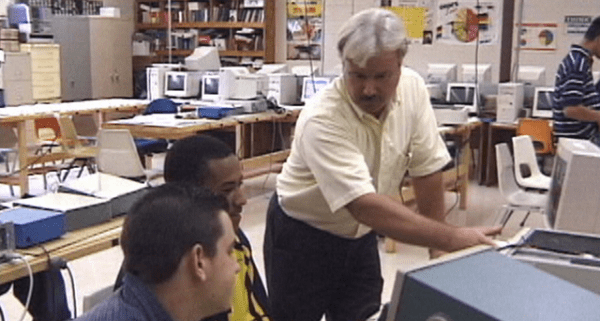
384, 6, 431, 44
286, 0, 323, 60
436, 0, 499, 45
517, 23, 557, 51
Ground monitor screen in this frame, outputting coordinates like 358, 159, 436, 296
532, 87, 554, 118
167, 74, 186, 91
204, 76, 219, 95
302, 77, 330, 102
447, 85, 475, 105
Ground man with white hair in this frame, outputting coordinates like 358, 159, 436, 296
263, 8, 501, 321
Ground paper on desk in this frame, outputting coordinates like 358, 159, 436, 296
107, 114, 211, 128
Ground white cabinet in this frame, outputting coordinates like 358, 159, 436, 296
51, 16, 133, 101
21, 44, 61, 102
3, 52, 34, 106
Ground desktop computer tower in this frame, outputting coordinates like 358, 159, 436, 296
496, 82, 524, 123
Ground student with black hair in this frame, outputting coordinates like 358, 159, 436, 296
164, 134, 271, 321
553, 16, 600, 145
75, 183, 240, 320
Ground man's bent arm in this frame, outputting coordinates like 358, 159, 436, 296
347, 193, 500, 252
412, 171, 445, 222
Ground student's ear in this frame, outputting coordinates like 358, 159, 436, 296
191, 244, 208, 281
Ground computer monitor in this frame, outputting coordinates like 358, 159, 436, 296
301, 77, 331, 102
184, 46, 221, 71
461, 64, 492, 84
257, 64, 289, 74
426, 63, 458, 84
201, 73, 220, 101
164, 71, 203, 98
532, 87, 554, 119
547, 138, 600, 234
446, 82, 479, 114
517, 65, 546, 87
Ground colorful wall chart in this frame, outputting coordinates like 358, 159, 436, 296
517, 23, 558, 51
437, 0, 499, 45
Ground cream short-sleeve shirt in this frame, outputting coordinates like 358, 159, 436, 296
276, 67, 451, 238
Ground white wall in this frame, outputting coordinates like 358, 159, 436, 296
318, 0, 504, 83
512, 0, 600, 86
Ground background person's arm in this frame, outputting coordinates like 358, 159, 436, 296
346, 193, 501, 252
564, 105, 600, 127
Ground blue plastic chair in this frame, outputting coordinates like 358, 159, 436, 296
135, 99, 180, 165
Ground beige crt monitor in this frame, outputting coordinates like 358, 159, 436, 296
532, 87, 554, 119
547, 138, 600, 234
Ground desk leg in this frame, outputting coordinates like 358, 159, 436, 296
17, 122, 29, 197
459, 134, 470, 210
485, 124, 495, 186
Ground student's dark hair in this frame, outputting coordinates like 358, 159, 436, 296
585, 17, 600, 41
121, 183, 228, 284
164, 135, 234, 186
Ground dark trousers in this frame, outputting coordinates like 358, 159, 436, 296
0, 270, 71, 321
264, 193, 382, 321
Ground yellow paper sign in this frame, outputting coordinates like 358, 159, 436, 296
384, 6, 427, 40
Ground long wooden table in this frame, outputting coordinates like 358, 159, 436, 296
0, 100, 148, 197
102, 109, 301, 173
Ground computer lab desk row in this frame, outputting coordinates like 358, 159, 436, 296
0, 99, 149, 197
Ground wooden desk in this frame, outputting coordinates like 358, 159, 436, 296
0, 217, 123, 283
102, 109, 300, 172
0, 100, 148, 197
484, 122, 518, 186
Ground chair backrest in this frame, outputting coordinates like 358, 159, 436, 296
143, 98, 179, 115
57, 116, 83, 149
495, 143, 521, 199
516, 118, 554, 155
0, 125, 18, 149
512, 135, 544, 183
34, 117, 62, 141
97, 129, 145, 178
72, 114, 99, 138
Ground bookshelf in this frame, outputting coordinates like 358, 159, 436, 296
133, 0, 274, 67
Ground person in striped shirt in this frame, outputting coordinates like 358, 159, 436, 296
553, 16, 600, 145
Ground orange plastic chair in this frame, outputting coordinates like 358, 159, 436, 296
516, 118, 555, 155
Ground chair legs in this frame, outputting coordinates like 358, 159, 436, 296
495, 205, 544, 229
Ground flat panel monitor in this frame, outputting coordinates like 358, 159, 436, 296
164, 71, 202, 98
446, 82, 478, 114
301, 77, 331, 102
461, 63, 492, 84
532, 87, 554, 119
547, 138, 600, 234
201, 73, 220, 101
517, 65, 546, 87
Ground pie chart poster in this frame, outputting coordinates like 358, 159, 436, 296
517, 23, 558, 51
437, 0, 499, 45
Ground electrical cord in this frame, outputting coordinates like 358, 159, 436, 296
39, 245, 78, 319
1, 253, 34, 321
302, 0, 317, 92
0, 303, 4, 321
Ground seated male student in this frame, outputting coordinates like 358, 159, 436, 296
75, 183, 240, 320
164, 135, 271, 321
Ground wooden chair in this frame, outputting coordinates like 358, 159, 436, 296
57, 115, 98, 181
